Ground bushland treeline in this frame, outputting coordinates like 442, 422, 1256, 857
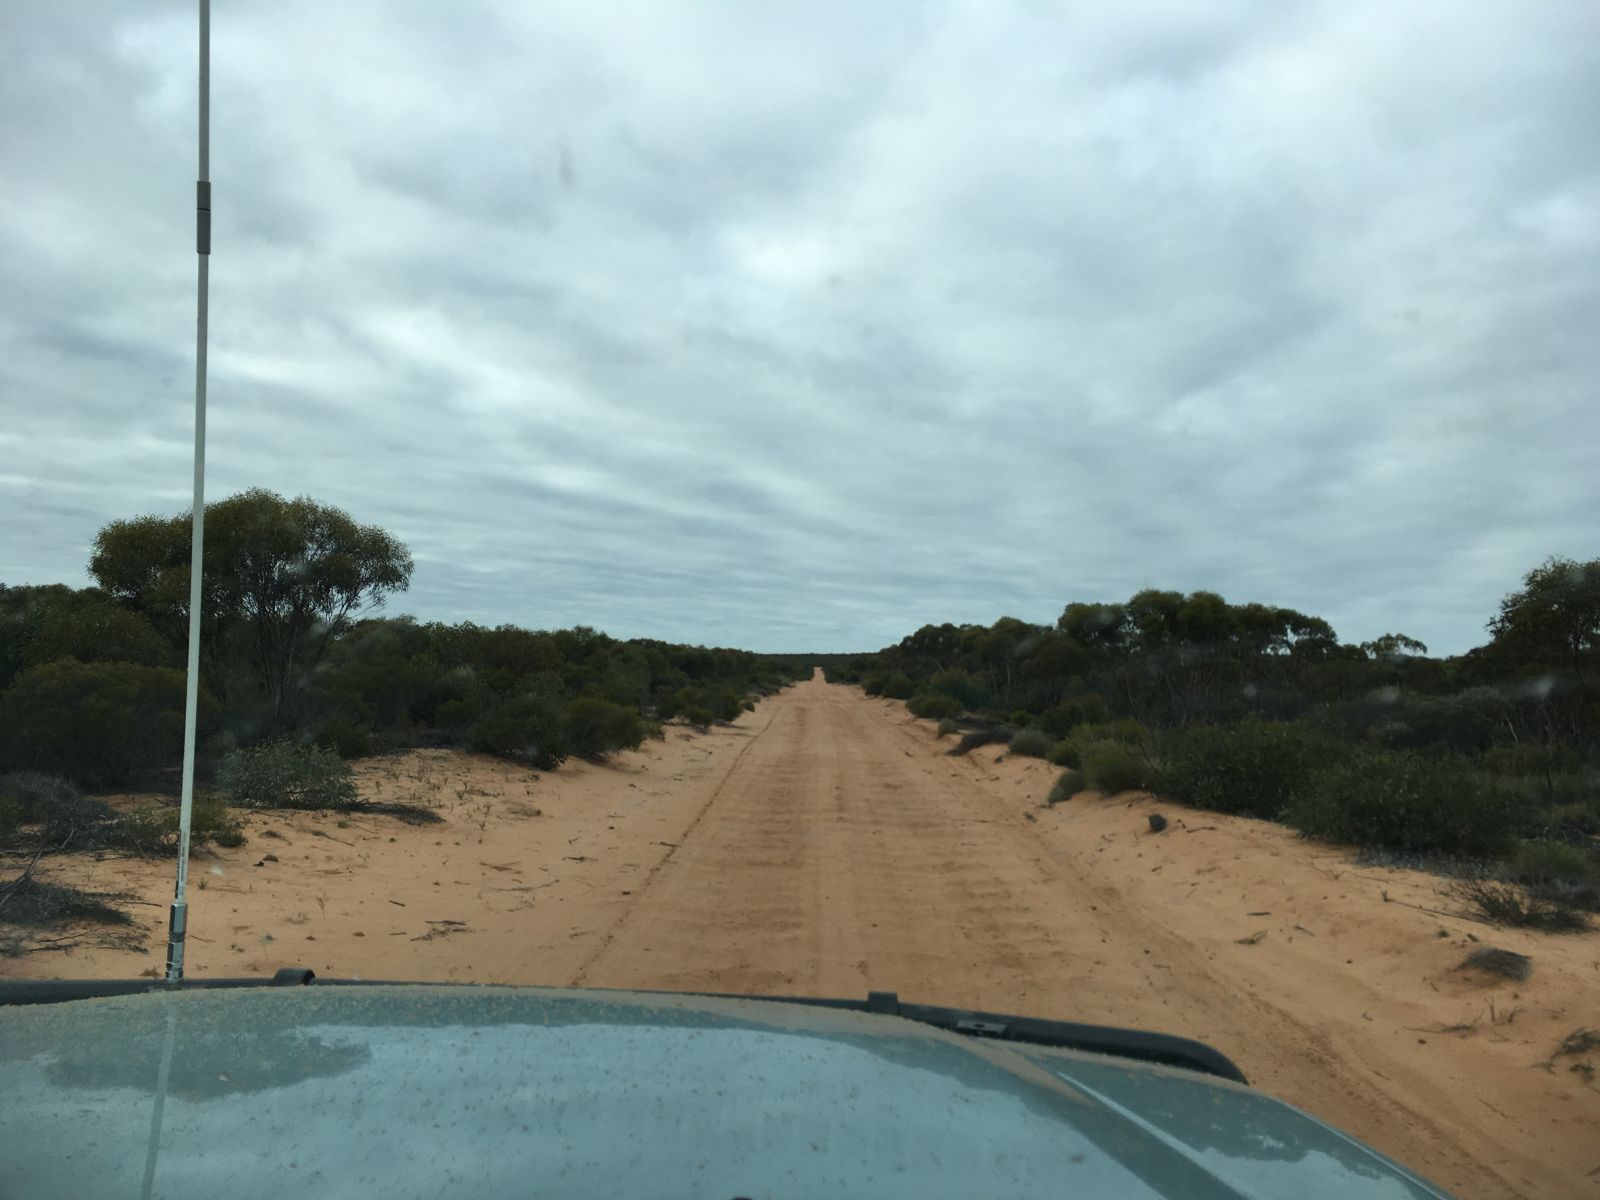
826, 561, 1600, 923
1, 489, 800, 792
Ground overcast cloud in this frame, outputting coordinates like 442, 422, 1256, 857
3, 1, 1596, 653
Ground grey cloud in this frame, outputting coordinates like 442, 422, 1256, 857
3, 0, 1597, 653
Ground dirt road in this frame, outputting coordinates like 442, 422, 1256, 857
11, 673, 1598, 1197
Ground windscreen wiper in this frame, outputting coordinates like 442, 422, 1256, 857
697, 988, 1247, 1083
0, 970, 1246, 1083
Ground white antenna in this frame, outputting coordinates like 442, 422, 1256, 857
164, 0, 211, 983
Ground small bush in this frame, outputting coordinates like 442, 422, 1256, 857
862, 673, 888, 697
908, 693, 963, 720
1157, 720, 1345, 821
1009, 710, 1034, 729
123, 791, 244, 856
314, 715, 373, 760
219, 741, 359, 810
1079, 740, 1154, 794
1287, 752, 1516, 858
468, 694, 569, 770
564, 697, 646, 761
683, 705, 715, 732
936, 717, 960, 738
1008, 727, 1055, 758
709, 689, 745, 722
1046, 739, 1080, 767
1048, 769, 1086, 805
1510, 841, 1600, 911
0, 772, 114, 849
1036, 694, 1110, 737
1451, 876, 1590, 933
880, 673, 916, 700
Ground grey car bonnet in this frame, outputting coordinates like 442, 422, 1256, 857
1, 984, 1451, 1199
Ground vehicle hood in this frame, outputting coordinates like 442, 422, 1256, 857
1, 984, 1449, 1199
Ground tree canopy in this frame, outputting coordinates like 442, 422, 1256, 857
91, 489, 413, 722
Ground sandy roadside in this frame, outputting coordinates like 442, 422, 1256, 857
5, 674, 1598, 1198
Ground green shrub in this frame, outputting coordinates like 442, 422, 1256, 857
1048, 769, 1086, 805
908, 693, 963, 720
314, 715, 373, 760
862, 673, 888, 697
928, 670, 983, 706
0, 660, 193, 787
432, 697, 479, 729
564, 697, 646, 760
1042, 720, 1149, 773
1036, 694, 1110, 737
1046, 739, 1079, 767
1080, 740, 1154, 794
123, 791, 244, 856
1009, 710, 1034, 729
710, 689, 746, 722
219, 741, 359, 810
1287, 752, 1516, 858
19, 591, 174, 671
880, 673, 916, 700
683, 705, 715, 732
1008, 727, 1055, 758
1157, 720, 1345, 821
936, 717, 960, 738
1509, 841, 1600, 911
468, 694, 569, 769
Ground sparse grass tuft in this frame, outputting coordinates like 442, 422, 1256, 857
1451, 876, 1590, 933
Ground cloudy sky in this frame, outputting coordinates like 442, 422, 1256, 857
3, 2, 1596, 654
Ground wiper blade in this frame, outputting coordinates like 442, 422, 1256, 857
0, 972, 1245, 1084
700, 989, 1247, 1084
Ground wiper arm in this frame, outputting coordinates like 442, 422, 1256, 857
0, 972, 1245, 1084
700, 988, 1247, 1084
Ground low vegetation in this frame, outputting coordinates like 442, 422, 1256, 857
836, 556, 1600, 931
1452, 876, 1591, 933
1006, 727, 1055, 759
123, 791, 246, 854
948, 726, 1013, 756
1, 489, 796, 789
219, 741, 359, 811
907, 693, 963, 720
1047, 770, 1085, 806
